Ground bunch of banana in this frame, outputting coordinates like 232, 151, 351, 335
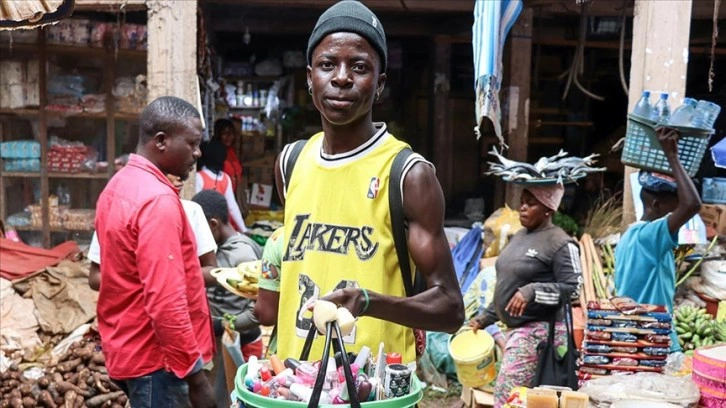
674, 305, 721, 352
715, 319, 726, 343
224, 260, 261, 297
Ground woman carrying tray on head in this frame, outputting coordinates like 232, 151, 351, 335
470, 183, 583, 407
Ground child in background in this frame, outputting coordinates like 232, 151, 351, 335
615, 128, 702, 352
191, 189, 263, 408
196, 140, 247, 233
255, 227, 284, 357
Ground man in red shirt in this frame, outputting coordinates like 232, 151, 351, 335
95, 96, 215, 408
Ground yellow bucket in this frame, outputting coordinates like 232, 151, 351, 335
448, 327, 496, 388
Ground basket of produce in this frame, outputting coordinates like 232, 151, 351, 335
621, 114, 712, 177
233, 300, 423, 407
486, 147, 604, 185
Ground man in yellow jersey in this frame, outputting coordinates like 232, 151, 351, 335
255, 0, 464, 364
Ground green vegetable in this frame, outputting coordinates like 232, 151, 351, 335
553, 212, 579, 236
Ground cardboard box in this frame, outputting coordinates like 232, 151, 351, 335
461, 386, 495, 408
700, 204, 726, 237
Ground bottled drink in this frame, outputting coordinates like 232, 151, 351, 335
632, 90, 653, 119
653, 93, 670, 123
669, 97, 697, 126
691, 100, 722, 130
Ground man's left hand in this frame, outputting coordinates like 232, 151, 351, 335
505, 291, 528, 317
310, 288, 366, 317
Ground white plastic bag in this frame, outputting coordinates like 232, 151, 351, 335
579, 372, 701, 408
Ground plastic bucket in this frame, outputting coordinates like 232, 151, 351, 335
448, 328, 496, 388
234, 363, 423, 407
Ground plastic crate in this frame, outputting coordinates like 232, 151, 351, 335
702, 177, 726, 204
621, 114, 712, 177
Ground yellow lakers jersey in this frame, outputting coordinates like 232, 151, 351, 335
277, 124, 423, 364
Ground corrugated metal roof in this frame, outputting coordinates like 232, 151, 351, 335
0, 0, 74, 30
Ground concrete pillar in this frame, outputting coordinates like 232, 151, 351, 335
623, 0, 693, 224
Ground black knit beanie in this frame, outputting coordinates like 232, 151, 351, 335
306, 0, 387, 73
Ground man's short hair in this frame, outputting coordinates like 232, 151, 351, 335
192, 189, 229, 224
139, 96, 200, 144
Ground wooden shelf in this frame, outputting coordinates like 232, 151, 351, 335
0, 108, 139, 121
1, 172, 109, 179
14, 225, 93, 233
0, 42, 147, 59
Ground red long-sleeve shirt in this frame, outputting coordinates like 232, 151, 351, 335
95, 154, 215, 380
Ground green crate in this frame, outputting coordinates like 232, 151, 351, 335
233, 363, 423, 408
621, 114, 712, 177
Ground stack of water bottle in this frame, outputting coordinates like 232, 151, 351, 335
632, 91, 721, 131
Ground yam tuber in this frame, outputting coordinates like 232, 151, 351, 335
8, 399, 22, 408
38, 376, 50, 388
72, 345, 94, 361
90, 352, 105, 366
85, 391, 124, 408
38, 390, 58, 408
21, 397, 34, 408
17, 383, 32, 397
57, 358, 82, 374
55, 381, 92, 398
63, 390, 77, 408
93, 372, 110, 394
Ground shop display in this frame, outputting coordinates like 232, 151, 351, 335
0, 15, 147, 245
578, 298, 674, 382
47, 18, 147, 50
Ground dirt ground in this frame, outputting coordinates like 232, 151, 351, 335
418, 382, 465, 408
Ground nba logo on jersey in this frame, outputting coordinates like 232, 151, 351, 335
367, 177, 380, 199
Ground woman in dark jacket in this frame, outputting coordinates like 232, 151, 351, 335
470, 184, 582, 407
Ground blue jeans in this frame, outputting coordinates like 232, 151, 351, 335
115, 369, 190, 408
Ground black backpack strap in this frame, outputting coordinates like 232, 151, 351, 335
282, 140, 308, 196
389, 148, 417, 297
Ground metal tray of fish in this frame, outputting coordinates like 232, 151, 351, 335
487, 146, 605, 185
502, 174, 586, 185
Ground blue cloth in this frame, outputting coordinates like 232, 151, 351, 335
638, 170, 677, 193
452, 226, 484, 294
711, 136, 726, 169
472, 0, 522, 141
115, 368, 190, 407
615, 217, 680, 351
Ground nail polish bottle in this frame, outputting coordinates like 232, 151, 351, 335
324, 359, 339, 391
284, 358, 318, 386
290, 383, 331, 404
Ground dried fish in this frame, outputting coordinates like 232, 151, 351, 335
486, 147, 605, 184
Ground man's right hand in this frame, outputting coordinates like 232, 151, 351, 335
185, 370, 215, 408
656, 127, 680, 158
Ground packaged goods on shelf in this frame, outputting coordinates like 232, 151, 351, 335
63, 209, 96, 231
113, 75, 147, 114
47, 136, 93, 173
0, 140, 41, 159
47, 19, 91, 45
80, 94, 106, 113
3, 159, 40, 172
27, 204, 68, 229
